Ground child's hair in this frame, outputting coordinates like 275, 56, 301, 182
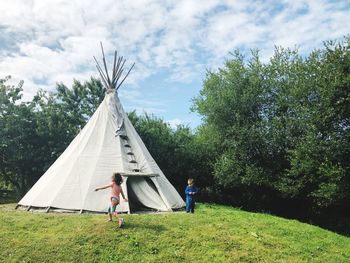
112, 173, 123, 185
188, 178, 194, 185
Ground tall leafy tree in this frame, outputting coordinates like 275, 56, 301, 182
128, 111, 213, 194
0, 76, 39, 195
193, 37, 350, 214
0, 77, 105, 196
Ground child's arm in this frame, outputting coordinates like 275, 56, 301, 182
185, 186, 198, 195
120, 188, 128, 202
94, 183, 112, 191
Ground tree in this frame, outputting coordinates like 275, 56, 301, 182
128, 111, 213, 195
0, 77, 105, 196
193, 37, 350, 215
0, 76, 39, 195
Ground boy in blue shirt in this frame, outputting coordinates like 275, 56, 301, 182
185, 178, 199, 213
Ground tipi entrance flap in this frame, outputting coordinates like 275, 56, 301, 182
127, 176, 169, 212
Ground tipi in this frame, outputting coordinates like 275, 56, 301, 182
17, 44, 185, 213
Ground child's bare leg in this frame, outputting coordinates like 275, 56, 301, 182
115, 212, 124, 227
107, 205, 113, 222
113, 208, 124, 227
113, 210, 121, 220
109, 198, 119, 223
114, 212, 120, 221
107, 213, 112, 222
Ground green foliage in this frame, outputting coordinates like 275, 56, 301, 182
0, 77, 39, 195
193, 37, 350, 214
128, 112, 212, 192
33, 77, 105, 165
0, 77, 105, 196
1, 203, 349, 262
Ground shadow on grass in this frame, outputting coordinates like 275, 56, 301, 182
121, 221, 167, 232
272, 204, 350, 237
251, 209, 350, 237
304, 216, 350, 238
248, 209, 350, 237
200, 192, 350, 238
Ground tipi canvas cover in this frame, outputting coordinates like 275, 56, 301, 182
18, 45, 185, 213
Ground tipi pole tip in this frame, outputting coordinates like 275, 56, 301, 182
100, 42, 105, 56
95, 42, 135, 91
116, 62, 135, 90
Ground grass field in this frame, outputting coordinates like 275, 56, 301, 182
0, 203, 349, 263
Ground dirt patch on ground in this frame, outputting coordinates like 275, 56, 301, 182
0, 203, 16, 212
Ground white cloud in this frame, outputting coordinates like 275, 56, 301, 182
167, 118, 184, 129
0, 0, 349, 113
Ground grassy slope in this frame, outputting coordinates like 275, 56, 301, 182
0, 203, 349, 263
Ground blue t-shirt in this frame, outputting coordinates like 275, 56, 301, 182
185, 185, 198, 201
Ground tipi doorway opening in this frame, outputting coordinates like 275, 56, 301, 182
126, 176, 168, 213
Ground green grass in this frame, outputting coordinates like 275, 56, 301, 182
0, 203, 349, 263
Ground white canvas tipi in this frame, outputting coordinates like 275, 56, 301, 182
17, 44, 185, 213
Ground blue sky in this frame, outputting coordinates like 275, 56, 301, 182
0, 0, 349, 129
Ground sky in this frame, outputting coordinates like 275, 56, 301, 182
0, 0, 349, 129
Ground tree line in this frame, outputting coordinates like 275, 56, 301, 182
193, 37, 350, 222
1, 37, 349, 224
